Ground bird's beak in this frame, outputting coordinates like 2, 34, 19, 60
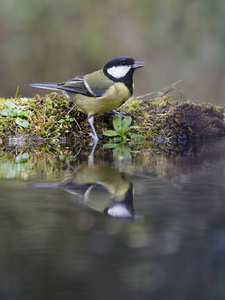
133, 60, 145, 68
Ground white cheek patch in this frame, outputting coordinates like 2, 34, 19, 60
107, 65, 131, 79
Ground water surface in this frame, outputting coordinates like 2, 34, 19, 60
1, 139, 225, 300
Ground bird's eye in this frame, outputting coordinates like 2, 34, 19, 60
121, 61, 126, 65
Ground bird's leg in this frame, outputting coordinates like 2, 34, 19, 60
112, 110, 125, 118
88, 115, 99, 142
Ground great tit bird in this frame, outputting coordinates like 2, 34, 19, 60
26, 56, 144, 141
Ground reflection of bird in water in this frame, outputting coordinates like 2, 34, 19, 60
59, 164, 140, 220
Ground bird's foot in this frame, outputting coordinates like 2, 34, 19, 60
112, 110, 125, 118
89, 133, 99, 144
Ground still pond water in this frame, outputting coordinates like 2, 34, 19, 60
1, 138, 225, 300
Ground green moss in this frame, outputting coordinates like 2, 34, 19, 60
0, 94, 86, 140
0, 93, 224, 152
122, 96, 225, 144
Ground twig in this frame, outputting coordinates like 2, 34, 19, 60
65, 104, 82, 131
73, 117, 82, 131
66, 104, 76, 116
134, 80, 182, 100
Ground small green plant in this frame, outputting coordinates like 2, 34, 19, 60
103, 115, 140, 142
1, 101, 30, 128
58, 114, 74, 124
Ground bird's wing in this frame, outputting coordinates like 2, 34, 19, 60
84, 70, 114, 97
57, 70, 114, 98
57, 75, 94, 97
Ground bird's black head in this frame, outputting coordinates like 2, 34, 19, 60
103, 56, 144, 94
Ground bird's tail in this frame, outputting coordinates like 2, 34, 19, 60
25, 83, 59, 91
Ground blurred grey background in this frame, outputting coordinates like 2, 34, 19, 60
1, 0, 225, 104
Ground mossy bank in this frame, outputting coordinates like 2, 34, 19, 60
0, 93, 224, 151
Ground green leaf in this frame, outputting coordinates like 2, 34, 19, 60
113, 136, 123, 143
18, 110, 30, 118
103, 130, 121, 137
15, 86, 19, 98
58, 119, 65, 123
6, 101, 16, 110
103, 143, 120, 148
11, 108, 19, 117
121, 116, 132, 132
15, 117, 29, 128
1, 108, 11, 117
125, 125, 140, 132
113, 115, 122, 131
15, 153, 29, 163
128, 125, 140, 129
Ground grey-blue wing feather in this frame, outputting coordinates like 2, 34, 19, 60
26, 70, 112, 98
26, 76, 94, 97
25, 83, 59, 90
60, 71, 114, 98
57, 75, 94, 97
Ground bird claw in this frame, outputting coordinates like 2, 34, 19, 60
89, 133, 99, 143
112, 110, 125, 118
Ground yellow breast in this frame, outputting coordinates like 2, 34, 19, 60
73, 82, 131, 116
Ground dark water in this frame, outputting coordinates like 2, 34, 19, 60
1, 139, 225, 300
